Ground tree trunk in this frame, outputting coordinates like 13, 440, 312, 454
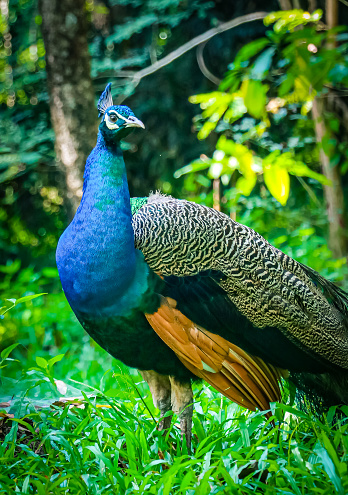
278, 0, 293, 10
39, 0, 97, 218
310, 0, 347, 258
280, 0, 348, 258
312, 100, 348, 258
312, 99, 347, 258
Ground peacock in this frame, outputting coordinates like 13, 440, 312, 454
56, 83, 348, 447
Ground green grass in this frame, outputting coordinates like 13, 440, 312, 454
1, 355, 348, 494
1, 277, 348, 494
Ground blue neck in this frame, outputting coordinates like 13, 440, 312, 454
57, 132, 140, 314
82, 133, 124, 194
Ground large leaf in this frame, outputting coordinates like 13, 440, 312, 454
288, 161, 331, 185
235, 174, 257, 196
234, 38, 270, 67
36, 356, 48, 369
250, 47, 276, 79
216, 137, 257, 195
15, 293, 47, 304
264, 150, 330, 186
1, 343, 19, 360
174, 159, 211, 179
263, 163, 290, 205
241, 80, 268, 119
264, 9, 323, 33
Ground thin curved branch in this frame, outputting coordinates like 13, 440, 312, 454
196, 42, 221, 86
107, 11, 268, 102
131, 12, 268, 82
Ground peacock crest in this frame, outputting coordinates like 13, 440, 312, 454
97, 83, 113, 117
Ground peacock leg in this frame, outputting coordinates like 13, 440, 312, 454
169, 377, 193, 451
139, 370, 172, 430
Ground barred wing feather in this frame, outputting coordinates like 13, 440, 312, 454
132, 195, 348, 373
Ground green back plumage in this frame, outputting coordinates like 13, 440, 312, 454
131, 197, 148, 216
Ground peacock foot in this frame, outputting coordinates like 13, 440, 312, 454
140, 370, 194, 451
169, 376, 193, 452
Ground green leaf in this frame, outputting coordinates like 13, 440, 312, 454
22, 475, 30, 494
197, 121, 219, 140
264, 9, 323, 32
288, 162, 331, 185
263, 163, 290, 205
250, 46, 276, 79
321, 135, 337, 157
0, 260, 21, 274
15, 293, 46, 304
48, 354, 65, 369
41, 267, 59, 278
278, 73, 294, 97
174, 159, 211, 178
86, 445, 114, 471
124, 429, 138, 472
241, 79, 268, 119
235, 175, 257, 196
234, 38, 270, 67
0, 299, 16, 317
314, 439, 345, 495
6, 417, 36, 435
36, 356, 48, 369
1, 343, 19, 360
328, 117, 340, 133
239, 420, 250, 447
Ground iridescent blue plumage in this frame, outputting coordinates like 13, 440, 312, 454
56, 86, 192, 379
57, 85, 147, 314
57, 132, 143, 316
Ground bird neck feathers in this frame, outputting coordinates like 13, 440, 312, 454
57, 131, 146, 316
82, 132, 124, 194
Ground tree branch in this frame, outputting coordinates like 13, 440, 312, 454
99, 12, 268, 101
196, 42, 221, 86
131, 12, 268, 81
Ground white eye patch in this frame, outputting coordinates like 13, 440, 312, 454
112, 110, 128, 122
105, 110, 130, 130
105, 113, 119, 130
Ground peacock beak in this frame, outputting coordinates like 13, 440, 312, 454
125, 116, 145, 129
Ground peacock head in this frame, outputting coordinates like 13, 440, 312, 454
97, 83, 145, 143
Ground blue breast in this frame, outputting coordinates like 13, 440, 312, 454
56, 132, 149, 318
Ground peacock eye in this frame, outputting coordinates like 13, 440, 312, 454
109, 114, 117, 123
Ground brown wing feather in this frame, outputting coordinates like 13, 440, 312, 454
145, 297, 287, 413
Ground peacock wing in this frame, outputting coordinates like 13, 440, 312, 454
132, 194, 348, 371
145, 296, 285, 412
